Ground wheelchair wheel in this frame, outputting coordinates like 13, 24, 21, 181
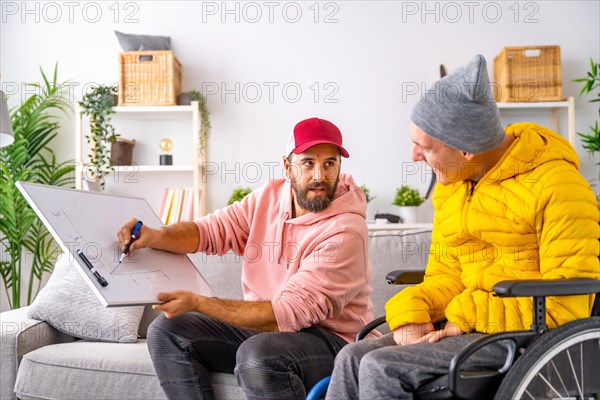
495, 317, 600, 400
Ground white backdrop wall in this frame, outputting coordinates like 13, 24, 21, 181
1, 1, 599, 310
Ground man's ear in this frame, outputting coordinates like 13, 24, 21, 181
462, 151, 476, 161
283, 155, 296, 182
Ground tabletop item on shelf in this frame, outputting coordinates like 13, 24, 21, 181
110, 138, 136, 166
118, 50, 181, 106
360, 184, 375, 203
79, 84, 119, 189
392, 185, 425, 224
228, 187, 252, 205
159, 138, 173, 165
374, 213, 401, 224
178, 91, 211, 154
114, 31, 172, 52
494, 45, 562, 102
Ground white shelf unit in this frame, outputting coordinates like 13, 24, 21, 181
497, 97, 575, 145
74, 102, 206, 219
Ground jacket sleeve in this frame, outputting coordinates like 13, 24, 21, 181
445, 169, 600, 333
385, 212, 465, 331
271, 229, 371, 333
194, 192, 255, 256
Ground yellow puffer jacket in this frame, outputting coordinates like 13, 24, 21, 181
386, 123, 600, 333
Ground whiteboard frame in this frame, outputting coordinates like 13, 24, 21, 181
16, 181, 214, 307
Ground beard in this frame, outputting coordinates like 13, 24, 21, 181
292, 178, 339, 213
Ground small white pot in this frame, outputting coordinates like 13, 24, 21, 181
82, 178, 102, 192
397, 206, 419, 224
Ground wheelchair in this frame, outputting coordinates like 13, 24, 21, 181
307, 271, 600, 400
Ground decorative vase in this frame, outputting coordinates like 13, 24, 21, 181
82, 178, 102, 192
177, 93, 192, 106
110, 138, 136, 166
397, 206, 419, 224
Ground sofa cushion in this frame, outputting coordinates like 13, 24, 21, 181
27, 254, 144, 343
14, 340, 244, 400
114, 31, 171, 51
15, 340, 163, 400
367, 228, 432, 333
191, 252, 246, 300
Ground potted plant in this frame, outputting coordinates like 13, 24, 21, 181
228, 187, 252, 205
573, 57, 600, 201
78, 84, 120, 189
178, 90, 211, 154
0, 64, 74, 309
392, 185, 424, 223
360, 184, 375, 203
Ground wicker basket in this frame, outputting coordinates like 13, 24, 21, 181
493, 46, 562, 102
118, 51, 182, 106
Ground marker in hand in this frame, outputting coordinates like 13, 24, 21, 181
115, 220, 143, 268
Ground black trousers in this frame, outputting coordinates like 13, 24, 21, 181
147, 312, 347, 400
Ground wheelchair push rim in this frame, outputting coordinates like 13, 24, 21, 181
497, 318, 600, 400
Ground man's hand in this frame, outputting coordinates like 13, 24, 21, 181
117, 219, 200, 255
393, 322, 435, 345
152, 290, 199, 318
117, 218, 160, 254
152, 291, 279, 331
415, 321, 464, 344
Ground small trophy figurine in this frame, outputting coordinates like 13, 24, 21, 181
159, 138, 173, 165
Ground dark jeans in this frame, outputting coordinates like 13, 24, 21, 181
146, 312, 347, 400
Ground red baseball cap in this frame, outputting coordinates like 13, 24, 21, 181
285, 117, 349, 158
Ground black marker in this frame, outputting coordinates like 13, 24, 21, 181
77, 249, 109, 287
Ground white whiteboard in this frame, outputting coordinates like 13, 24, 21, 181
17, 182, 214, 307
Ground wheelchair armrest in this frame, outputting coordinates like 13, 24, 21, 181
386, 270, 425, 285
448, 330, 537, 399
355, 315, 387, 341
493, 279, 600, 298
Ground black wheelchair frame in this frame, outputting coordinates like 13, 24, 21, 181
307, 273, 600, 400
357, 270, 600, 400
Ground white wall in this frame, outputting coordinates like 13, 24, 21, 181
1, 1, 599, 310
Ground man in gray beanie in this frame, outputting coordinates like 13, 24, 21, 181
326, 55, 599, 399
407, 54, 514, 185
411, 54, 506, 154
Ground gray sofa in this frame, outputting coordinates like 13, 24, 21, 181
0, 228, 432, 400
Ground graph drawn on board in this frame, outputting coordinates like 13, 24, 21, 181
17, 182, 214, 307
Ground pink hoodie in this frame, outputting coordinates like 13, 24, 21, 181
194, 174, 374, 342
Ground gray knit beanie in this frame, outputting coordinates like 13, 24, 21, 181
410, 54, 505, 154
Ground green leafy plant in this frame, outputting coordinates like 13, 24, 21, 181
573, 57, 600, 200
393, 185, 424, 207
0, 64, 74, 309
360, 184, 375, 203
228, 187, 252, 205
181, 90, 211, 154
78, 84, 118, 188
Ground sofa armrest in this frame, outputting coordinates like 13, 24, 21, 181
1, 306, 76, 400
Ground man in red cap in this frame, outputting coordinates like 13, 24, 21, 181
117, 117, 375, 400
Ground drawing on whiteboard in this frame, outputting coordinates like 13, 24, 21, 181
47, 206, 178, 285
